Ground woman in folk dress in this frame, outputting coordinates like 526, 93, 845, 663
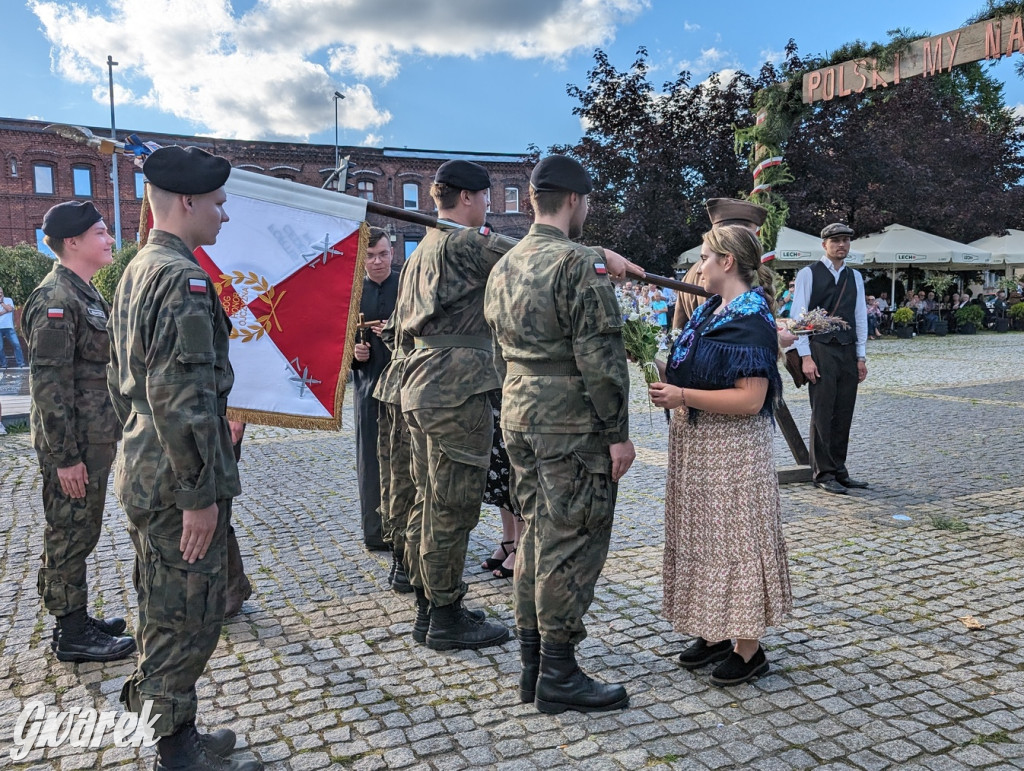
649, 225, 792, 686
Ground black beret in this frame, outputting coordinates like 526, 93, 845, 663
706, 198, 767, 228
530, 155, 593, 194
143, 145, 232, 195
821, 222, 855, 239
42, 201, 103, 238
434, 160, 490, 191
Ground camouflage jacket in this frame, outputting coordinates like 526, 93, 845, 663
484, 223, 629, 443
395, 226, 510, 410
372, 312, 405, 406
107, 230, 240, 511
22, 263, 121, 465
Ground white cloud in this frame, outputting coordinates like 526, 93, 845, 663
683, 21, 700, 32
31, 0, 647, 140
759, 48, 787, 66
362, 133, 384, 147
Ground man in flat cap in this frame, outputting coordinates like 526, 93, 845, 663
107, 146, 262, 770
790, 222, 869, 495
484, 154, 637, 714
22, 201, 136, 664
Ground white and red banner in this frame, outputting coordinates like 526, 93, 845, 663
195, 170, 368, 430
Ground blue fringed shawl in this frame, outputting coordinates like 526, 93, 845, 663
666, 287, 782, 424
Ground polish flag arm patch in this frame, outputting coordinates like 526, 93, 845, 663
593, 263, 607, 275
47, 308, 64, 318
189, 278, 208, 293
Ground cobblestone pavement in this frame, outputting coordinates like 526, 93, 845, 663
1, 333, 1022, 770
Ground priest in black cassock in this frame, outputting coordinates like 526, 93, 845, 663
351, 227, 400, 550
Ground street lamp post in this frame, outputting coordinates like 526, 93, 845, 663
333, 91, 345, 188
107, 55, 122, 250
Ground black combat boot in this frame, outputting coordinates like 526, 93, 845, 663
224, 528, 253, 618
534, 641, 629, 714
200, 726, 236, 758
412, 588, 485, 643
390, 553, 412, 594
55, 609, 137, 663
51, 614, 128, 651
412, 588, 431, 644
155, 722, 263, 770
517, 627, 541, 704
425, 600, 510, 651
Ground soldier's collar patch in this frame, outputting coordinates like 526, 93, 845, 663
479, 226, 491, 236
188, 278, 208, 294
47, 308, 64, 318
593, 263, 607, 275
87, 307, 106, 318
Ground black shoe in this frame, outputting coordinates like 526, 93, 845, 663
200, 727, 236, 758
517, 628, 541, 704
365, 540, 390, 552
535, 642, 629, 714
677, 638, 732, 670
390, 554, 412, 594
425, 600, 510, 651
836, 476, 869, 489
813, 479, 848, 495
51, 615, 128, 651
709, 647, 769, 686
155, 722, 263, 770
55, 610, 137, 663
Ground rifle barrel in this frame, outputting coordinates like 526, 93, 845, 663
365, 201, 710, 297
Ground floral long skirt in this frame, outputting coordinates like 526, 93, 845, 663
662, 410, 792, 641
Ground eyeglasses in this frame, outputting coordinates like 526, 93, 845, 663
366, 253, 391, 262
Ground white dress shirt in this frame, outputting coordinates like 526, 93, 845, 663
792, 257, 867, 359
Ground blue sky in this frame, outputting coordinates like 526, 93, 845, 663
2, 1, 1021, 154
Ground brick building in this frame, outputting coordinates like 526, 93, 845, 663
0, 117, 534, 261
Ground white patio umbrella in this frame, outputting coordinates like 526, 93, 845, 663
675, 243, 702, 268
773, 227, 865, 265
850, 224, 990, 300
970, 229, 1024, 266
676, 227, 865, 270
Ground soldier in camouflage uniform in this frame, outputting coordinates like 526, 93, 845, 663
484, 155, 636, 714
22, 201, 137, 663
107, 146, 262, 771
373, 313, 413, 593
394, 160, 513, 651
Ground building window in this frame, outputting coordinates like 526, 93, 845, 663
403, 183, 418, 210
505, 187, 519, 213
33, 164, 54, 195
36, 228, 57, 259
72, 166, 92, 197
135, 171, 145, 199
404, 239, 419, 260
356, 180, 374, 201
9, 158, 18, 177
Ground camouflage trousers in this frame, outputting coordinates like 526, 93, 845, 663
504, 430, 617, 645
120, 499, 230, 737
378, 401, 415, 566
36, 442, 117, 617
405, 394, 492, 606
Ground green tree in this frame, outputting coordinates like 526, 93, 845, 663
0, 243, 54, 304
557, 48, 757, 276
93, 241, 140, 304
